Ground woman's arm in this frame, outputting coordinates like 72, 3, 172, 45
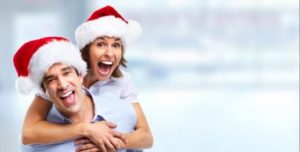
22, 95, 83, 144
22, 95, 123, 148
117, 72, 153, 148
123, 102, 153, 149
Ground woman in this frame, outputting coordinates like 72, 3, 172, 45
22, 5, 153, 152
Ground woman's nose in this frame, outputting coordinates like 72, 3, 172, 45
104, 46, 114, 57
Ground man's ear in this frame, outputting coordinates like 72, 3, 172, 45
40, 81, 46, 93
79, 75, 84, 84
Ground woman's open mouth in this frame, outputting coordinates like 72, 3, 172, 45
97, 61, 113, 75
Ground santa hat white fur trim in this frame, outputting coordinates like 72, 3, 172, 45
75, 16, 142, 49
15, 76, 36, 94
17, 40, 87, 93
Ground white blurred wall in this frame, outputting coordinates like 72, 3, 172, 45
0, 0, 299, 151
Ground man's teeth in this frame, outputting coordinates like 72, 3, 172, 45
61, 91, 73, 98
101, 61, 113, 65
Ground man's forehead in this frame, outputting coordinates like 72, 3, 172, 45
45, 63, 73, 75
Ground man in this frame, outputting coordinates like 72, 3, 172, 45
13, 36, 137, 152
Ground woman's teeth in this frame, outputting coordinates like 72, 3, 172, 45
101, 61, 113, 65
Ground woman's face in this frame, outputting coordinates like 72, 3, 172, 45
88, 36, 123, 81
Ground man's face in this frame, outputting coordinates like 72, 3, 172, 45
42, 63, 84, 117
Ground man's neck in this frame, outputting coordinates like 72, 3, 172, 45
69, 94, 94, 123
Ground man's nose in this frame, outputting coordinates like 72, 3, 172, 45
57, 77, 67, 89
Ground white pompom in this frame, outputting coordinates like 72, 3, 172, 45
15, 77, 35, 94
127, 20, 142, 43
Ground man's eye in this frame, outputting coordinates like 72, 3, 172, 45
63, 71, 71, 76
46, 78, 54, 84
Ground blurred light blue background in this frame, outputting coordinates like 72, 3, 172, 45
0, 0, 299, 152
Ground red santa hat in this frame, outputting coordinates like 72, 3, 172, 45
75, 5, 142, 49
13, 36, 87, 94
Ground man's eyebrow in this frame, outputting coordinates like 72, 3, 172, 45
61, 66, 72, 71
43, 66, 72, 82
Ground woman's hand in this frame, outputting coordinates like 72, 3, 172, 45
82, 121, 127, 152
75, 137, 100, 152
75, 136, 127, 152
110, 136, 127, 150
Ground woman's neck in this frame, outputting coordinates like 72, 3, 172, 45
83, 73, 98, 88
83, 72, 109, 88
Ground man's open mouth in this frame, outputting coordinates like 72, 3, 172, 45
60, 90, 75, 107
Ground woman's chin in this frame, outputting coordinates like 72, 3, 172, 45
94, 66, 115, 80
97, 71, 111, 80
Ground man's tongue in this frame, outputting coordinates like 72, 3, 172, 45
98, 63, 111, 75
61, 93, 75, 107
